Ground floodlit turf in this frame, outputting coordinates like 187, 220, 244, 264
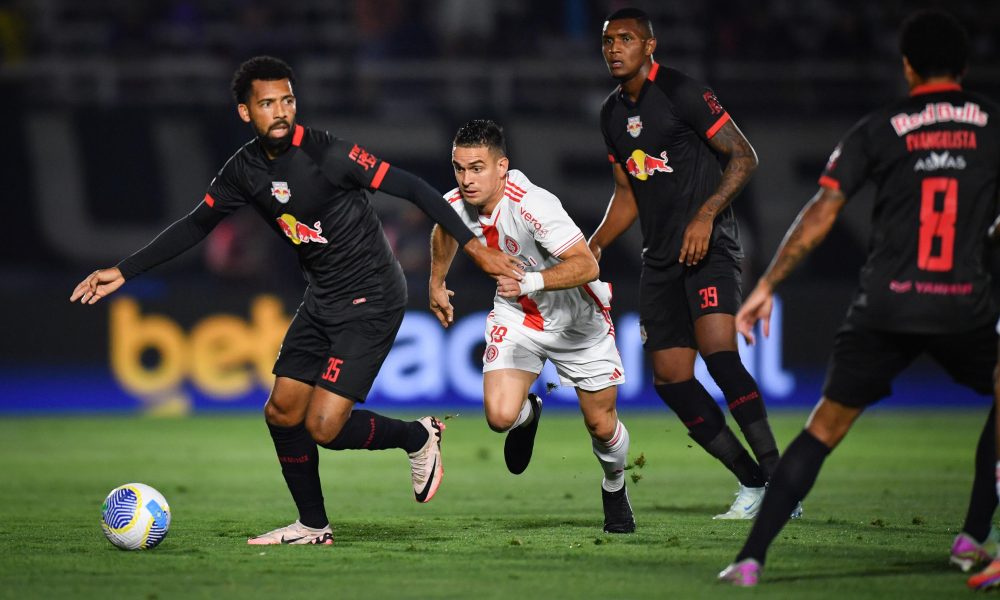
0, 409, 991, 599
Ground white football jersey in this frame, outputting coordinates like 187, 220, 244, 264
445, 169, 608, 332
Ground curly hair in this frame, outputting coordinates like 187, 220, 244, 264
900, 10, 968, 79
230, 56, 296, 104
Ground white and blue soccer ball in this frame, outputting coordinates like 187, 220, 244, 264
101, 483, 171, 550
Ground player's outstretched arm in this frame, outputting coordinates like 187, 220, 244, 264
69, 202, 224, 306
429, 224, 459, 328
497, 240, 599, 299
376, 166, 522, 280
589, 162, 639, 262
736, 185, 846, 344
70, 267, 125, 305
680, 119, 758, 266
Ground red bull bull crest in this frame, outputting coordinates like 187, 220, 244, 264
624, 149, 674, 181
627, 116, 643, 138
276, 213, 328, 245
270, 181, 291, 204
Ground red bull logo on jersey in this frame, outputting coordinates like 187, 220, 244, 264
276, 213, 328, 245
625, 149, 674, 181
270, 181, 291, 204
627, 116, 643, 138
890, 102, 989, 136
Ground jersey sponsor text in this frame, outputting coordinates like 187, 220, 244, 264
890, 102, 989, 136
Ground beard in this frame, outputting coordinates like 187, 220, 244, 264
256, 120, 294, 156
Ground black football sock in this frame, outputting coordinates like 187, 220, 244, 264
320, 410, 428, 453
655, 379, 765, 488
267, 421, 328, 529
737, 430, 830, 565
703, 427, 768, 488
704, 351, 780, 478
741, 419, 780, 481
962, 404, 997, 543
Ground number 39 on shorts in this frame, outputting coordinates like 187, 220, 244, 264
489, 325, 508, 343
698, 286, 719, 309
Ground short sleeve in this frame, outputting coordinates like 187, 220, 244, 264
669, 75, 732, 141
318, 135, 392, 191
818, 117, 872, 199
599, 97, 620, 165
204, 157, 249, 215
527, 191, 586, 257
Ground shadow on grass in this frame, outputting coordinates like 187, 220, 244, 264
765, 557, 955, 583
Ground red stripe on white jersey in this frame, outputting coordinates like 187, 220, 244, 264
552, 232, 585, 257
506, 180, 528, 195
481, 223, 500, 250
517, 296, 544, 331
447, 192, 463, 203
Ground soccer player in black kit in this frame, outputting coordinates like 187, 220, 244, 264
719, 11, 1000, 586
70, 56, 522, 545
590, 8, 786, 520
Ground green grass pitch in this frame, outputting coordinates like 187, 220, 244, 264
0, 409, 991, 599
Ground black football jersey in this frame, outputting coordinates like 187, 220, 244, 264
600, 62, 742, 268
820, 83, 1000, 333
205, 124, 405, 315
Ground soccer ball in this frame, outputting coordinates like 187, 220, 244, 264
101, 483, 171, 550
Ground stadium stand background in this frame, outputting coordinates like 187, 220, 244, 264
1, 0, 998, 413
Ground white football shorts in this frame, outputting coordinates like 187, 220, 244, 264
481, 309, 625, 391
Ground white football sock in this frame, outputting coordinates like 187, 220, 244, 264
508, 397, 534, 431
592, 420, 629, 492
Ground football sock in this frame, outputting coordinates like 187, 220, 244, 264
741, 419, 780, 480
961, 404, 997, 543
703, 427, 768, 488
655, 379, 765, 487
703, 351, 780, 478
737, 429, 830, 565
509, 397, 535, 431
267, 421, 328, 529
592, 420, 630, 493
320, 410, 428, 453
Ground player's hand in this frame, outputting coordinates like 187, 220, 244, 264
678, 213, 713, 266
735, 281, 774, 345
429, 282, 456, 328
70, 267, 125, 305
496, 275, 524, 298
463, 240, 523, 281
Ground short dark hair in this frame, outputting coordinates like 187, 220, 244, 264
899, 10, 968, 79
454, 119, 507, 156
231, 56, 296, 104
606, 7, 654, 38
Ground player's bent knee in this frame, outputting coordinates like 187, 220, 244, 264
264, 400, 301, 428
305, 413, 346, 446
484, 404, 519, 433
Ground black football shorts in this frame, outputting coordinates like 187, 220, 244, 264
639, 248, 743, 351
272, 302, 405, 403
822, 321, 998, 407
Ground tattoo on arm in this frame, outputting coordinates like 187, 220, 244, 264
761, 189, 845, 288
702, 120, 759, 218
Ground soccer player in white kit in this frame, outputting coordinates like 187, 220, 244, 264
429, 119, 635, 533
